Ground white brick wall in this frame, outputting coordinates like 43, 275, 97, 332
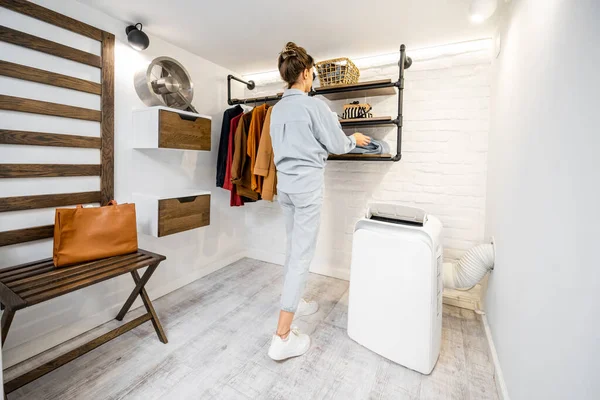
242, 40, 492, 279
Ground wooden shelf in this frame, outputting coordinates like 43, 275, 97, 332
313, 79, 396, 101
133, 190, 211, 237
133, 107, 212, 151
230, 92, 283, 105
328, 153, 392, 160
340, 116, 395, 127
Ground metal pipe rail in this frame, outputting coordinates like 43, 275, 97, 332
226, 45, 412, 161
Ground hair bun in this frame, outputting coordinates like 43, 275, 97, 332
284, 42, 298, 52
281, 42, 299, 60
281, 50, 297, 60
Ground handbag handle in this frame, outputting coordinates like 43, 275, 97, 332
74, 200, 118, 209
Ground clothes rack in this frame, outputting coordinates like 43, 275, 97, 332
226, 45, 412, 161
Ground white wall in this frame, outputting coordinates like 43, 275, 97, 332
241, 40, 492, 279
0, 0, 246, 367
485, 0, 600, 399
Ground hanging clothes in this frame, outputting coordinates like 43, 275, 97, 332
247, 103, 270, 194
231, 112, 259, 200
254, 107, 277, 201
216, 105, 243, 187
225, 113, 244, 207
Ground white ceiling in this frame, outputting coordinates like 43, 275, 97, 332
78, 0, 495, 74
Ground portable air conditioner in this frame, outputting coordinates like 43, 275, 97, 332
347, 203, 443, 374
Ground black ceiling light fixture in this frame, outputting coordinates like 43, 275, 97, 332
126, 23, 149, 51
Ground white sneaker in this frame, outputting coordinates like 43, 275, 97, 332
268, 327, 311, 361
294, 299, 319, 319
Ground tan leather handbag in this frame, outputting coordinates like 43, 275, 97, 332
53, 201, 138, 267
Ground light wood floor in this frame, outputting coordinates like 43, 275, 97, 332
7, 258, 498, 400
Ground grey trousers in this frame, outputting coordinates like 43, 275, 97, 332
278, 187, 323, 313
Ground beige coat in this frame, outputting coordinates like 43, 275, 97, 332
253, 107, 277, 201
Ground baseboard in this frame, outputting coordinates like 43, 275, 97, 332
2, 250, 247, 369
482, 314, 510, 400
245, 248, 285, 267
245, 249, 350, 281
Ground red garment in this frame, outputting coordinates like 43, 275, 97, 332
225, 113, 244, 206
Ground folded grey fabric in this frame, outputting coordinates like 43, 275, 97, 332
349, 139, 390, 154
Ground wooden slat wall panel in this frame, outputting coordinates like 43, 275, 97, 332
0, 0, 104, 41
0, 191, 101, 212
100, 32, 115, 205
0, 129, 101, 148
0, 225, 54, 247
0, 60, 102, 94
0, 95, 101, 121
0, 2, 114, 250
0, 164, 101, 178
0, 25, 102, 68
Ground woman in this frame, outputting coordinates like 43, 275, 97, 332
268, 42, 371, 360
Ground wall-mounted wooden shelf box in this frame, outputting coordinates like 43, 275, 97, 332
133, 106, 212, 150
133, 190, 211, 237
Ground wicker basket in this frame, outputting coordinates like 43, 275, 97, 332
315, 57, 360, 87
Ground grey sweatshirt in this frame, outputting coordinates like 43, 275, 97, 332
270, 89, 356, 194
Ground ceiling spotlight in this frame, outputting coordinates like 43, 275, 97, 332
126, 23, 149, 51
469, 0, 498, 23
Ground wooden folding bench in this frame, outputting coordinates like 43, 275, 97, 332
0, 249, 168, 394
0, 0, 168, 397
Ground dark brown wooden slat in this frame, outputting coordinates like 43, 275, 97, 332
18, 255, 151, 298
116, 262, 158, 321
0, 225, 53, 247
24, 258, 157, 305
3, 265, 55, 285
0, 129, 101, 148
0, 257, 52, 277
131, 269, 168, 343
0, 95, 101, 121
0, 251, 148, 282
314, 79, 392, 91
328, 153, 393, 160
4, 313, 152, 394
137, 248, 168, 262
0, 60, 102, 94
2, 257, 111, 285
100, 32, 115, 205
1, 307, 15, 344
0, 283, 25, 310
0, 191, 101, 213
0, 0, 104, 41
0, 164, 101, 178
0, 25, 102, 68
10, 253, 146, 292
339, 116, 393, 125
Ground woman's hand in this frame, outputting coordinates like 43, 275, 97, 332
352, 132, 371, 147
